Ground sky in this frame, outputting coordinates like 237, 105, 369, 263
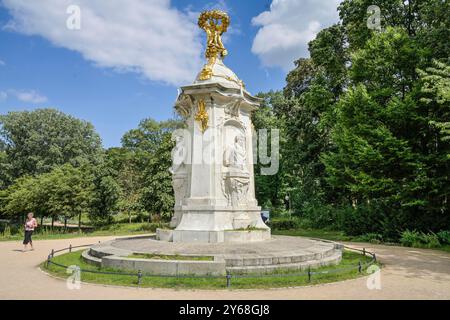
0, 0, 340, 148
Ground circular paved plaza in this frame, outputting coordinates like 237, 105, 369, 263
1, 235, 449, 299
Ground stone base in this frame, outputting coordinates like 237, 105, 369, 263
82, 235, 343, 276
157, 228, 271, 243
171, 205, 270, 243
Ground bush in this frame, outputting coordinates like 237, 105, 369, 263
400, 230, 441, 248
268, 217, 300, 230
357, 233, 384, 244
301, 203, 336, 229
334, 203, 394, 237
137, 222, 169, 232
437, 231, 450, 245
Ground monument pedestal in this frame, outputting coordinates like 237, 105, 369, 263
166, 10, 269, 243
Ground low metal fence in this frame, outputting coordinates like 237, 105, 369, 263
45, 243, 377, 288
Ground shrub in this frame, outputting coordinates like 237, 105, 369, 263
357, 233, 384, 244
301, 204, 336, 229
2, 225, 11, 238
437, 231, 450, 245
268, 217, 300, 230
137, 222, 169, 232
400, 230, 441, 248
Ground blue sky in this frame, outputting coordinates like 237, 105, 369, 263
0, 0, 340, 148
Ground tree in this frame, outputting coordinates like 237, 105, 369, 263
253, 91, 288, 210
122, 118, 183, 220
419, 60, 450, 149
105, 148, 143, 223
0, 108, 102, 181
43, 164, 94, 229
87, 161, 120, 226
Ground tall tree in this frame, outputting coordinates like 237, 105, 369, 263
0, 108, 102, 181
122, 118, 183, 220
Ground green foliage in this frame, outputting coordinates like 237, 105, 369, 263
400, 230, 441, 248
122, 118, 183, 219
0, 108, 102, 181
356, 233, 384, 244
437, 231, 450, 245
268, 217, 300, 230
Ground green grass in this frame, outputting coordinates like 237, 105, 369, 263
42, 249, 376, 289
0, 222, 167, 241
273, 228, 450, 253
272, 228, 354, 242
129, 253, 214, 261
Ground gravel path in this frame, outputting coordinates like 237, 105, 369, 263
0, 235, 449, 300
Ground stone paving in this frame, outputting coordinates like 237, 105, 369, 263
1, 235, 450, 299
85, 235, 343, 275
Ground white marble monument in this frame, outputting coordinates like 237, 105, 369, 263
166, 10, 270, 243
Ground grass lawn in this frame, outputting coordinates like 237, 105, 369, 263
0, 222, 165, 241
272, 228, 354, 242
273, 228, 450, 253
42, 249, 376, 289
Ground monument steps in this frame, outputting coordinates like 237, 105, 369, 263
222, 247, 338, 267
226, 251, 342, 274
81, 249, 101, 267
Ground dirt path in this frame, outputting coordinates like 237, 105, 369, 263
0, 235, 449, 300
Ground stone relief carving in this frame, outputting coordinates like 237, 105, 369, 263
170, 132, 188, 207
224, 99, 242, 119
224, 133, 248, 172
175, 94, 193, 119
222, 131, 250, 207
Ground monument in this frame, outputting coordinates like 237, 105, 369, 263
82, 11, 343, 276
165, 10, 270, 243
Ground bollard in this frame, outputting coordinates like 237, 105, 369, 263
69, 244, 72, 253
137, 270, 142, 286
226, 273, 232, 288
307, 266, 311, 282
358, 261, 362, 273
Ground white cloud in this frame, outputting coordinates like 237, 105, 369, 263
13, 90, 48, 103
2, 0, 203, 86
251, 0, 340, 71
1, 89, 48, 104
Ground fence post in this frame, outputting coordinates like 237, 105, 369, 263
69, 244, 72, 253
226, 273, 232, 288
307, 266, 311, 282
51, 249, 54, 258
137, 270, 142, 286
46, 254, 51, 268
362, 248, 366, 256
373, 253, 377, 263
358, 261, 362, 273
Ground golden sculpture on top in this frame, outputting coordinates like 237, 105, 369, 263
198, 10, 230, 80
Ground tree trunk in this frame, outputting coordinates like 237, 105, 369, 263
78, 213, 82, 231
129, 213, 132, 224
51, 216, 54, 229
64, 217, 67, 232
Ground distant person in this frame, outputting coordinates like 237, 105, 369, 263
23, 212, 38, 252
